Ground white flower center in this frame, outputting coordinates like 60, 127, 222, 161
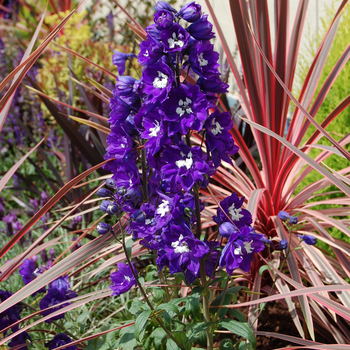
171, 234, 190, 253
157, 200, 170, 217
176, 97, 193, 117
228, 203, 244, 221
210, 118, 224, 136
149, 120, 161, 137
144, 50, 149, 57
175, 151, 193, 170
121, 143, 126, 148
244, 240, 254, 254
125, 275, 131, 282
145, 218, 153, 225
234, 245, 242, 255
153, 71, 169, 89
168, 32, 185, 49
198, 52, 208, 67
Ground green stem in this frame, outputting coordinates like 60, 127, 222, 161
193, 183, 202, 239
200, 261, 213, 350
119, 222, 184, 349
141, 144, 148, 202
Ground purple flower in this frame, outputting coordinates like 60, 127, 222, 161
112, 51, 137, 75
297, 234, 317, 245
110, 263, 137, 296
141, 62, 175, 104
45, 333, 77, 350
161, 143, 211, 191
128, 203, 157, 241
279, 239, 288, 250
138, 38, 164, 66
0, 290, 22, 335
278, 211, 298, 224
214, 193, 252, 229
219, 226, 265, 274
179, 2, 201, 22
105, 125, 133, 163
8, 331, 31, 350
219, 222, 238, 238
155, 1, 177, 13
154, 10, 174, 29
161, 84, 208, 135
189, 43, 220, 77
161, 23, 190, 52
39, 276, 77, 323
204, 108, 239, 167
156, 224, 209, 280
19, 259, 46, 294
187, 15, 215, 41
97, 222, 112, 235
197, 75, 229, 94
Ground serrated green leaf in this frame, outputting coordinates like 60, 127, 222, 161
220, 320, 257, 350
220, 339, 234, 350
135, 310, 152, 341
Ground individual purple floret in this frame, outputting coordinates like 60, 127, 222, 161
297, 234, 317, 245
186, 15, 215, 40
214, 193, 252, 229
279, 239, 288, 250
112, 51, 137, 76
154, 9, 174, 29
219, 226, 265, 274
179, 2, 201, 22
278, 211, 298, 224
110, 263, 137, 296
45, 333, 77, 350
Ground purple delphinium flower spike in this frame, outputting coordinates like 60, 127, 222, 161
45, 333, 77, 350
110, 262, 137, 296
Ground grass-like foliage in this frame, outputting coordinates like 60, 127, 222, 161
0, 0, 350, 349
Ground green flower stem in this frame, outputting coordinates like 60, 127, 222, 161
118, 222, 184, 349
193, 183, 202, 239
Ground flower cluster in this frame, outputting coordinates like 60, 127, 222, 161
45, 333, 77, 350
100, 1, 265, 293
0, 289, 31, 349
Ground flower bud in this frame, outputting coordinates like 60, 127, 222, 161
100, 200, 111, 212
125, 188, 137, 200
219, 222, 237, 238
131, 209, 146, 223
106, 178, 117, 189
117, 186, 127, 196
297, 234, 317, 245
278, 211, 290, 221
154, 10, 174, 29
278, 239, 288, 250
97, 188, 114, 198
186, 15, 215, 40
289, 216, 298, 225
155, 1, 176, 13
97, 222, 112, 235
107, 203, 119, 216
179, 2, 201, 22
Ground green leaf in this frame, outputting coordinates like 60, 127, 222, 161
125, 237, 134, 260
117, 325, 137, 350
156, 303, 180, 317
166, 338, 180, 350
185, 287, 203, 321
220, 320, 257, 350
77, 312, 89, 324
186, 322, 214, 343
135, 310, 152, 341
258, 265, 271, 276
126, 299, 150, 315
220, 339, 234, 350
228, 309, 247, 323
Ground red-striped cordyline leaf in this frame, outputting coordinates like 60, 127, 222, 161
302, 198, 350, 209
0, 159, 110, 264
52, 42, 117, 79
272, 347, 350, 350
203, 0, 251, 120
246, 15, 350, 163
66, 115, 110, 134
0, 1, 86, 108
221, 161, 256, 192
229, 0, 273, 194
273, 217, 314, 340
87, 77, 113, 99
0, 137, 45, 193
211, 171, 250, 198
127, 22, 147, 41
70, 77, 110, 104
241, 118, 350, 211
247, 189, 268, 224
296, 43, 350, 146
0, 8, 45, 131
248, 272, 261, 332
283, 0, 348, 163
0, 289, 113, 346
25, 84, 108, 122
255, 331, 323, 346
0, 232, 114, 315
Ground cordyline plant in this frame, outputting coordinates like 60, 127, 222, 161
0, 0, 350, 349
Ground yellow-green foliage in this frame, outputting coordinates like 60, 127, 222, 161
296, 1, 350, 246
37, 10, 116, 106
